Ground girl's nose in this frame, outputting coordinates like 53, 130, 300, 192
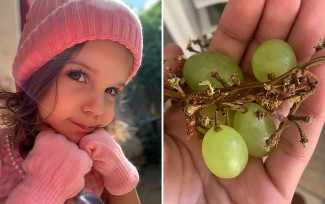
81, 92, 107, 116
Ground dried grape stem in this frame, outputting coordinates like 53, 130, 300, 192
264, 102, 300, 149
315, 38, 325, 52
185, 114, 196, 140
165, 56, 325, 100
231, 74, 240, 85
187, 36, 210, 52
292, 119, 309, 147
265, 101, 310, 149
214, 110, 221, 131
187, 40, 200, 53
289, 115, 314, 123
164, 89, 183, 99
164, 54, 325, 144
192, 39, 204, 52
254, 110, 286, 121
211, 71, 231, 87
163, 55, 186, 63
221, 103, 247, 113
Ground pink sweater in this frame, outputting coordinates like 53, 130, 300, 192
0, 128, 104, 203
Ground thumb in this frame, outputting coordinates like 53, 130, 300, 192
164, 43, 185, 79
300, 49, 325, 121
79, 128, 108, 155
164, 43, 187, 127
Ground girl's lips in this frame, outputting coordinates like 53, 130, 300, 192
70, 120, 96, 131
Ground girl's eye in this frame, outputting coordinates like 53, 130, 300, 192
67, 70, 87, 83
105, 87, 119, 96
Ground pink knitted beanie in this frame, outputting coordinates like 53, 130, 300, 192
12, 0, 142, 89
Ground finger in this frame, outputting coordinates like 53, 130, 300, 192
208, 0, 266, 64
299, 50, 325, 121
241, 0, 300, 76
164, 106, 208, 170
164, 43, 185, 78
287, 0, 325, 64
265, 49, 325, 200
65, 199, 76, 204
163, 44, 210, 178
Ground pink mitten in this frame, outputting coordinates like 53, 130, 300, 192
6, 130, 93, 204
79, 128, 139, 195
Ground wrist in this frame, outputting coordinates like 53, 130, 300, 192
102, 163, 139, 195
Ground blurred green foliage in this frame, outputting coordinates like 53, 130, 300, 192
126, 1, 161, 123
214, 2, 227, 15
123, 1, 161, 165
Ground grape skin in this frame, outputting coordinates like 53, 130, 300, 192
202, 125, 248, 178
233, 103, 276, 158
252, 39, 297, 82
184, 51, 244, 91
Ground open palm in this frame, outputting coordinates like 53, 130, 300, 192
164, 0, 325, 203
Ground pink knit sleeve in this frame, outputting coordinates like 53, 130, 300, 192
0, 156, 2, 181
6, 130, 93, 204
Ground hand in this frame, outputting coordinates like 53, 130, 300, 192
164, 0, 325, 203
6, 129, 93, 204
79, 128, 139, 196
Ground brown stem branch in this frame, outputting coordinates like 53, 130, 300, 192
164, 54, 325, 144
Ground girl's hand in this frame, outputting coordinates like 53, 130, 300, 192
6, 129, 93, 204
164, 0, 325, 203
79, 128, 139, 196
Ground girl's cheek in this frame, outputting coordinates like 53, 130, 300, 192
103, 107, 115, 125
37, 95, 56, 120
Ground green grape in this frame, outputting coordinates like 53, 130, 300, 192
183, 51, 244, 91
202, 125, 248, 178
199, 104, 217, 119
252, 39, 297, 82
198, 104, 236, 128
233, 103, 276, 158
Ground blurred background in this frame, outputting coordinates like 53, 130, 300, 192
0, 0, 161, 203
164, 1, 325, 204
114, 1, 161, 203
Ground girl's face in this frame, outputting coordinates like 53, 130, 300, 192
38, 40, 133, 143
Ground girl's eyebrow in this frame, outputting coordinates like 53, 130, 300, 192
67, 61, 97, 73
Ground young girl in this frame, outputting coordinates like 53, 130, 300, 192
0, 0, 143, 203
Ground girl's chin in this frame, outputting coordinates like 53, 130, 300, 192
49, 126, 96, 144
53, 130, 87, 144
68, 132, 89, 144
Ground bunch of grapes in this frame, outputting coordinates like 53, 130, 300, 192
164, 38, 325, 179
